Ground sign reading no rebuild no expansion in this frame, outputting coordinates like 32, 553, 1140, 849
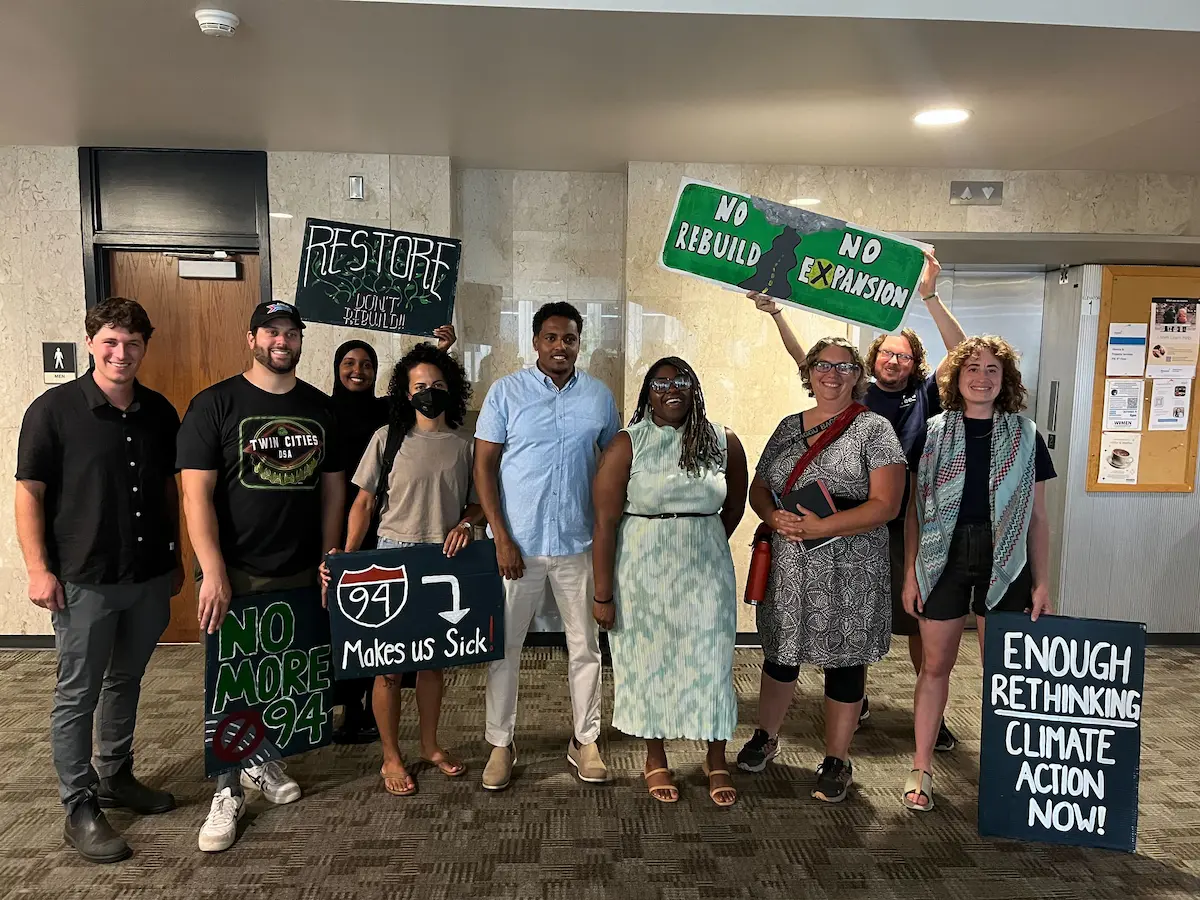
659, 180, 928, 332
294, 218, 462, 338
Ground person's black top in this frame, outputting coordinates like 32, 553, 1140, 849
909, 416, 1056, 526
329, 340, 390, 520
866, 373, 943, 521
15, 375, 180, 584
176, 375, 342, 578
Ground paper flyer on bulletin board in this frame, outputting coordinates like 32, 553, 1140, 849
1098, 433, 1141, 484
1103, 379, 1144, 431
1148, 378, 1192, 431
1106, 323, 1148, 377
1147, 299, 1199, 379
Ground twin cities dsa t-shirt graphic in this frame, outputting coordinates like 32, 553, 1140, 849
239, 416, 326, 489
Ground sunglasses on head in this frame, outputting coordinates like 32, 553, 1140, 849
811, 361, 861, 375
649, 374, 694, 393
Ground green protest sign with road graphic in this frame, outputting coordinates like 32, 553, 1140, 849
659, 179, 928, 332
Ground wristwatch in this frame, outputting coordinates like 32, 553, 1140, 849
455, 521, 472, 533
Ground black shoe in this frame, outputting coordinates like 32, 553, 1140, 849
934, 720, 958, 753
857, 696, 870, 727
97, 760, 176, 815
736, 729, 779, 773
64, 795, 132, 864
812, 756, 853, 804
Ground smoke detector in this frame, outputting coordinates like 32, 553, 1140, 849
195, 9, 240, 37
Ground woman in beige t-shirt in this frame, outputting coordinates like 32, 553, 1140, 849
344, 343, 484, 797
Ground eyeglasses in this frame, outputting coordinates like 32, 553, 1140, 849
810, 361, 861, 375
878, 349, 914, 364
649, 375, 694, 393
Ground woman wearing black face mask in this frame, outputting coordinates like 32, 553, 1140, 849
342, 342, 482, 797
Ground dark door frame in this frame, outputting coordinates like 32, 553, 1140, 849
78, 148, 272, 309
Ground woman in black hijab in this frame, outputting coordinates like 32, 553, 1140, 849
328, 329, 456, 742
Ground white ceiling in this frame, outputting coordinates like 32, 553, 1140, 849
2, 0, 1200, 173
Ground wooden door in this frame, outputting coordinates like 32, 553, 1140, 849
107, 250, 262, 642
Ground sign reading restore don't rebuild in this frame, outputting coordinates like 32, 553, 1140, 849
659, 179, 928, 332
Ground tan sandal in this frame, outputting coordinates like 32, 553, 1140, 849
702, 764, 738, 808
381, 765, 417, 797
903, 769, 934, 811
643, 767, 679, 803
420, 750, 467, 778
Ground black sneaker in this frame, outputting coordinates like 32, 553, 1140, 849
857, 695, 870, 727
812, 756, 853, 803
935, 720, 957, 752
736, 729, 779, 773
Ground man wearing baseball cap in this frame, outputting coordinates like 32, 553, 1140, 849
177, 301, 344, 852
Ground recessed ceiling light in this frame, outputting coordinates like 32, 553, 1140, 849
789, 198, 821, 207
269, 212, 293, 219
914, 108, 971, 126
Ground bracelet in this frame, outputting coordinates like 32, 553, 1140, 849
593, 596, 613, 605
770, 309, 782, 318
922, 292, 939, 302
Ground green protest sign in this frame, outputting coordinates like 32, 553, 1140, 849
659, 179, 928, 332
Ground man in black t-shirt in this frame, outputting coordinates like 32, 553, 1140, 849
177, 300, 344, 853
16, 298, 181, 864
751, 250, 967, 749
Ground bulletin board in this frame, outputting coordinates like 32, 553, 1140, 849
1087, 266, 1200, 492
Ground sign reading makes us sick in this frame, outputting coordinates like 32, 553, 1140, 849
979, 612, 1145, 853
659, 179, 928, 332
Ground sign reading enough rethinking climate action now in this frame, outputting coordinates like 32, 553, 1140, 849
979, 612, 1145, 853
203, 588, 334, 777
324, 541, 505, 679
659, 179, 928, 332
294, 217, 461, 338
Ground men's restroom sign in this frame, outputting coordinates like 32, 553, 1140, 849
336, 563, 408, 629
325, 542, 505, 679
43, 342, 76, 384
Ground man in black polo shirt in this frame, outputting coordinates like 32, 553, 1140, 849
177, 300, 343, 853
16, 297, 182, 864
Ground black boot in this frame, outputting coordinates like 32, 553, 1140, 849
97, 760, 176, 815
64, 795, 132, 864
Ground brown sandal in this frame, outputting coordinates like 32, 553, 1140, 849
643, 767, 679, 803
420, 751, 467, 778
381, 765, 417, 797
702, 764, 737, 808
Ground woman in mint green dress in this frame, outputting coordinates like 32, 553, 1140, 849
592, 357, 748, 806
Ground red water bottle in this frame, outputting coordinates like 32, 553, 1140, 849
744, 527, 772, 606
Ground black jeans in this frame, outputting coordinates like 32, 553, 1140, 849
920, 523, 1032, 620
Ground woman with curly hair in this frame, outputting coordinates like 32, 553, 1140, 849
736, 337, 906, 804
901, 336, 1055, 812
591, 358, 748, 806
343, 341, 483, 797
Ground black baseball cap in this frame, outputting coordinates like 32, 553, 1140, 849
250, 301, 305, 332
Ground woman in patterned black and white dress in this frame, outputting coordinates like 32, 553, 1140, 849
736, 337, 906, 803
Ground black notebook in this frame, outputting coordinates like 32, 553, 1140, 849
780, 480, 840, 552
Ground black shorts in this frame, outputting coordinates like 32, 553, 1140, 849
920, 522, 1032, 620
889, 520, 921, 636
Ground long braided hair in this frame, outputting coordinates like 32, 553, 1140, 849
630, 357, 723, 478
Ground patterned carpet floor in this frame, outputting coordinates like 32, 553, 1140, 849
1, 641, 1198, 900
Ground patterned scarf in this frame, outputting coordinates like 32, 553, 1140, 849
914, 410, 1037, 609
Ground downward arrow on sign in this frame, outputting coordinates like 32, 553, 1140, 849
982, 186, 995, 200
423, 574, 470, 624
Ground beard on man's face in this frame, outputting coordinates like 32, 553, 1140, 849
254, 344, 301, 374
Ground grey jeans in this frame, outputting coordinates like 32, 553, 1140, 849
51, 574, 172, 807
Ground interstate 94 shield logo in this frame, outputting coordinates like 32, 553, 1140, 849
336, 564, 408, 629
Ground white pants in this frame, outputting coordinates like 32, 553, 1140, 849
485, 551, 602, 748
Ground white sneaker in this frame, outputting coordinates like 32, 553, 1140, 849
240, 761, 301, 805
198, 788, 244, 852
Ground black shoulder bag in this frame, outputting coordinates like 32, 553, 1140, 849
362, 425, 407, 551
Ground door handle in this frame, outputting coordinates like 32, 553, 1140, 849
1047, 380, 1060, 432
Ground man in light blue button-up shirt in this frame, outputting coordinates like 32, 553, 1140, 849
474, 302, 621, 790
